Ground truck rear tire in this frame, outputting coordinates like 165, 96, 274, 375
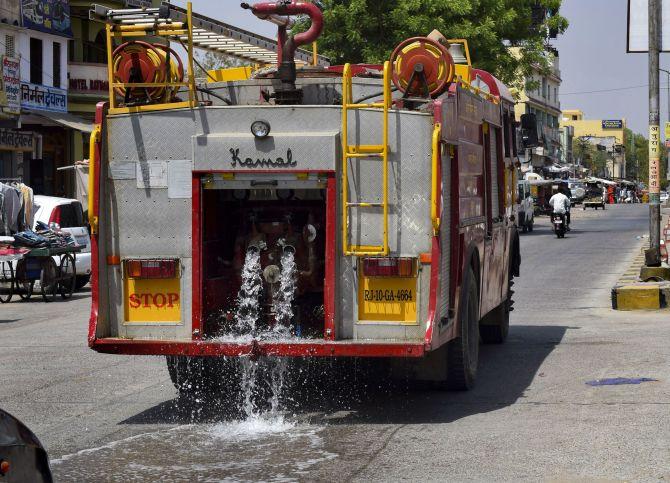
446, 266, 479, 390
480, 260, 512, 344
166, 356, 239, 399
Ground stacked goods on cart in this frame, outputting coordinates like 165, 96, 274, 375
0, 221, 81, 304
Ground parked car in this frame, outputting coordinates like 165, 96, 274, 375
33, 196, 91, 290
568, 181, 586, 206
661, 191, 669, 203
517, 180, 534, 233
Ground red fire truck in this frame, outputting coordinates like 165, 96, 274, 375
87, 2, 522, 391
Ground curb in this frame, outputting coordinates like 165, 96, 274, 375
611, 283, 663, 310
612, 212, 670, 311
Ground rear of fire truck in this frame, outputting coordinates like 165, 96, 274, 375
88, 1, 520, 392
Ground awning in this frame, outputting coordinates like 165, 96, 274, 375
30, 111, 93, 133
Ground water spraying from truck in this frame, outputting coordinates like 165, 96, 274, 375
235, 245, 264, 335
273, 242, 298, 336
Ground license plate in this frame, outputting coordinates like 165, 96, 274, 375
358, 276, 417, 324
124, 277, 181, 323
555, 220, 563, 224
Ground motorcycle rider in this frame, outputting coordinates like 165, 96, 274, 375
549, 187, 571, 231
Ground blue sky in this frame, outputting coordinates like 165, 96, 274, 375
178, 0, 660, 136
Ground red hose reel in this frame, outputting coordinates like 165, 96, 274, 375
112, 41, 184, 103
390, 37, 456, 98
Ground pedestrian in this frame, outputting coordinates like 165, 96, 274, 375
602, 186, 607, 204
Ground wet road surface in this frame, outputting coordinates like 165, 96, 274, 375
2, 204, 670, 481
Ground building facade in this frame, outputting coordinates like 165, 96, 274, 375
561, 109, 627, 179
512, 47, 562, 172
0, 1, 31, 183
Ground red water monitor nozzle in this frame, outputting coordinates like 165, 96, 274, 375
242, 1, 324, 104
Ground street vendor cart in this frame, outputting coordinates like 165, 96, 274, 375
0, 245, 81, 303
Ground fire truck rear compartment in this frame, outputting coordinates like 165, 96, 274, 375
201, 185, 327, 339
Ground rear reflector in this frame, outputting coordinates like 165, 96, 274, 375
362, 257, 416, 277
124, 259, 179, 279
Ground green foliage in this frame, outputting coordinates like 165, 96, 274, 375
301, 0, 568, 89
194, 51, 244, 78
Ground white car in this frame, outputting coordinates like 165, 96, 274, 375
661, 191, 669, 203
33, 195, 91, 290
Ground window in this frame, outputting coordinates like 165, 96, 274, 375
53, 42, 61, 88
554, 87, 558, 102
50, 203, 84, 228
542, 78, 547, 98
30, 37, 43, 85
572, 115, 578, 120
5, 35, 15, 57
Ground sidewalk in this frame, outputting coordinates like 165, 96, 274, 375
611, 206, 670, 310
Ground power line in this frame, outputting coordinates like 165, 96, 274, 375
562, 84, 670, 96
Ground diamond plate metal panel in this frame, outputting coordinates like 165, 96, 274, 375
104, 101, 436, 342
345, 110, 434, 254
104, 178, 192, 256
193, 132, 339, 172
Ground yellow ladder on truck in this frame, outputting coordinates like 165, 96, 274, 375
341, 61, 391, 256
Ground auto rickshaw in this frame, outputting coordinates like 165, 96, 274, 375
583, 180, 606, 210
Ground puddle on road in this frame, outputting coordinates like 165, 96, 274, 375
51, 417, 337, 482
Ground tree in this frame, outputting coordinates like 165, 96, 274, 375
299, 0, 568, 90
193, 51, 247, 79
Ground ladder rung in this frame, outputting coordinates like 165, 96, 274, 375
347, 202, 383, 208
348, 245, 386, 253
348, 145, 385, 154
345, 103, 385, 109
346, 152, 383, 158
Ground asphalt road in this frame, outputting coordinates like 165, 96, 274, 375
2, 204, 669, 482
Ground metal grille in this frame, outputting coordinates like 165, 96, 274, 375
439, 144, 451, 320
4, 35, 14, 57
490, 127, 500, 219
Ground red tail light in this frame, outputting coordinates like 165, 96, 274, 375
124, 259, 179, 279
49, 206, 62, 225
362, 257, 416, 277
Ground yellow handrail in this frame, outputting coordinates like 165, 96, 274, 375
431, 123, 442, 236
88, 125, 102, 235
341, 63, 351, 255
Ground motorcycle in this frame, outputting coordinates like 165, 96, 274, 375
552, 212, 566, 239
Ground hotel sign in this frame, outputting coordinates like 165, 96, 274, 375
20, 82, 67, 112
602, 120, 623, 130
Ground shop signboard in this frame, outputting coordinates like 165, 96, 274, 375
0, 130, 34, 152
21, 0, 72, 38
602, 120, 623, 130
20, 82, 67, 113
68, 63, 109, 95
2, 57, 21, 115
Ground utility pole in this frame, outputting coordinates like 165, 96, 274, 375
660, 67, 670, 182
647, 0, 662, 267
